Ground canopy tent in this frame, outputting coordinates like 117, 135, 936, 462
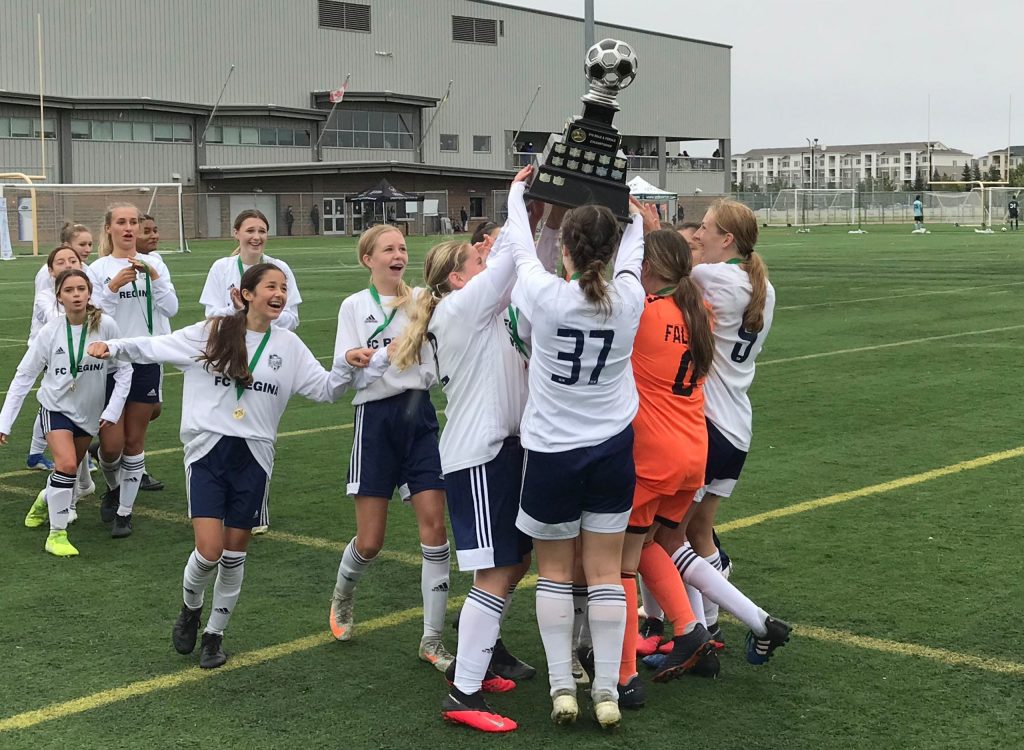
346, 179, 424, 230
627, 176, 678, 222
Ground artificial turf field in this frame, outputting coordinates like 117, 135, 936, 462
0, 223, 1021, 749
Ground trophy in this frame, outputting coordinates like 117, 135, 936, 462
525, 38, 638, 221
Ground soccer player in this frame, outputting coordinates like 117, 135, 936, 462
0, 269, 130, 556
87, 203, 179, 537
392, 166, 537, 733
508, 192, 646, 729
328, 225, 453, 673
1008, 194, 1019, 230
913, 195, 924, 232
134, 213, 167, 493
87, 263, 383, 668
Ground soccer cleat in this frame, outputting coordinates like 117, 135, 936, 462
641, 653, 666, 670
111, 513, 133, 538
44, 530, 79, 557
76, 475, 96, 498
636, 616, 666, 656
592, 690, 621, 729
100, 487, 120, 524
87, 441, 100, 463
657, 639, 674, 654
68, 507, 78, 525
550, 689, 578, 726
746, 617, 791, 665
251, 525, 269, 536
707, 620, 724, 645
444, 659, 516, 694
172, 603, 203, 654
653, 623, 722, 682
199, 631, 227, 669
689, 646, 722, 678
575, 645, 595, 684
24, 489, 48, 528
571, 648, 589, 684
329, 591, 354, 641
618, 673, 646, 709
26, 453, 54, 471
489, 638, 536, 681
140, 473, 164, 491
441, 687, 517, 732
419, 637, 455, 673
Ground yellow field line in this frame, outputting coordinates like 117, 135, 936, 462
716, 445, 1024, 533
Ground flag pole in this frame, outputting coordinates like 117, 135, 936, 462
315, 73, 351, 150
198, 64, 236, 147
417, 80, 453, 154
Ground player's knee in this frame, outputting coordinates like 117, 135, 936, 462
355, 538, 383, 560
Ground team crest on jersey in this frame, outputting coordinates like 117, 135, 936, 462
364, 314, 378, 323
268, 354, 282, 371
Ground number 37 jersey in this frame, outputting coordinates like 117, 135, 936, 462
692, 263, 776, 452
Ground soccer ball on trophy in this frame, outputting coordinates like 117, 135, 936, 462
585, 39, 638, 96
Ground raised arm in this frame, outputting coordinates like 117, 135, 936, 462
507, 171, 561, 314
613, 200, 647, 281
535, 205, 566, 274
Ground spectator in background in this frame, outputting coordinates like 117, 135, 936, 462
310, 203, 320, 235
712, 148, 721, 158
460, 206, 468, 231
285, 206, 295, 236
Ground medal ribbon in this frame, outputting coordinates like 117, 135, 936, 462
367, 284, 398, 345
236, 329, 272, 401
726, 258, 744, 265
655, 286, 675, 296
506, 306, 529, 359
130, 258, 154, 334
237, 254, 265, 279
65, 320, 87, 383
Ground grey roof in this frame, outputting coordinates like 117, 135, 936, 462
981, 145, 1024, 156
734, 141, 970, 159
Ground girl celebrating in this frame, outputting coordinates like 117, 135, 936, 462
87, 203, 179, 537
32, 223, 93, 297
200, 210, 302, 332
328, 224, 452, 673
508, 195, 645, 729
0, 269, 130, 556
87, 263, 383, 669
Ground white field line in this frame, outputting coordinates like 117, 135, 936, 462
778, 280, 1024, 311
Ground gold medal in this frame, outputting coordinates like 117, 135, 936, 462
70, 381, 76, 392
233, 407, 246, 420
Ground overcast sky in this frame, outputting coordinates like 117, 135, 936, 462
502, 0, 1023, 157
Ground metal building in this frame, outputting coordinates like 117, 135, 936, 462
1, 0, 731, 236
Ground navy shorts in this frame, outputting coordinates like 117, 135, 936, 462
106, 362, 162, 405
446, 437, 532, 571
347, 390, 444, 499
186, 436, 269, 529
38, 407, 91, 439
699, 418, 748, 499
516, 425, 635, 540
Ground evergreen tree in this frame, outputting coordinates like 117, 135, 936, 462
985, 165, 1002, 182
972, 163, 982, 181
913, 172, 926, 192
960, 163, 973, 189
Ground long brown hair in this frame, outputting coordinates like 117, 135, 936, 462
99, 203, 140, 257
357, 225, 412, 309
198, 263, 283, 384
53, 269, 102, 332
560, 204, 622, 316
391, 240, 472, 371
229, 209, 270, 257
644, 229, 714, 380
708, 199, 768, 332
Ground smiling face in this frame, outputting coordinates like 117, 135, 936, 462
361, 229, 408, 288
105, 206, 140, 255
448, 244, 485, 290
137, 219, 160, 253
49, 247, 82, 277
242, 268, 288, 322
233, 217, 268, 257
693, 209, 735, 264
69, 231, 93, 263
57, 273, 92, 315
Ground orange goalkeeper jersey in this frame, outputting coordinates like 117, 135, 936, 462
631, 294, 709, 494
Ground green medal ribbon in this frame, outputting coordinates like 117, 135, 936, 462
236, 329, 272, 401
655, 286, 675, 296
367, 284, 398, 345
570, 272, 580, 280
65, 320, 87, 384
130, 259, 154, 334
726, 258, 744, 265
236, 255, 265, 279
506, 305, 529, 359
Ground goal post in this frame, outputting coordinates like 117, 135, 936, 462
0, 182, 185, 257
768, 188, 857, 227
928, 180, 1007, 228
984, 186, 1022, 226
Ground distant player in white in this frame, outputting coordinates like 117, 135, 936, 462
392, 167, 536, 733
328, 225, 452, 673
0, 269, 130, 557
33, 222, 93, 296
87, 203, 179, 537
508, 192, 646, 729
88, 263, 383, 669
134, 212, 168, 493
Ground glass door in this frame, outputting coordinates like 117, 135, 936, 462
322, 198, 346, 235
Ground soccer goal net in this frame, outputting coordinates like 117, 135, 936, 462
985, 186, 1022, 226
0, 182, 185, 259
768, 189, 857, 226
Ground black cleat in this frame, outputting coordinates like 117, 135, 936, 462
100, 487, 120, 524
575, 644, 596, 684
199, 631, 227, 669
172, 603, 202, 654
140, 473, 164, 492
689, 646, 722, 678
111, 513, 133, 538
489, 638, 536, 681
654, 623, 721, 682
707, 620, 724, 645
618, 673, 646, 709
746, 617, 791, 665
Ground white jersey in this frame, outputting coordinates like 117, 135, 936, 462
507, 223, 560, 350
334, 286, 436, 406
34, 263, 50, 294
199, 254, 302, 331
29, 287, 62, 343
88, 253, 178, 338
692, 262, 776, 451
0, 316, 131, 436
429, 184, 530, 473
509, 204, 645, 453
106, 321, 388, 476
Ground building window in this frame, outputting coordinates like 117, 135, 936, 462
0, 117, 56, 139
68, 118, 193, 143
473, 135, 491, 153
318, 0, 371, 32
440, 133, 459, 152
452, 15, 498, 44
322, 109, 414, 150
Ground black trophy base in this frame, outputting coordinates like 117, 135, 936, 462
525, 168, 630, 222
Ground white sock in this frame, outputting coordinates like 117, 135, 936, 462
420, 542, 450, 639
46, 470, 76, 531
334, 538, 374, 597
673, 543, 768, 636
30, 418, 47, 455
536, 578, 575, 696
205, 551, 247, 635
587, 584, 626, 698
117, 453, 145, 516
75, 457, 91, 490
701, 550, 722, 625
685, 583, 707, 627
638, 574, 664, 622
182, 548, 221, 610
453, 587, 503, 695
500, 583, 517, 627
99, 453, 121, 491
572, 584, 591, 647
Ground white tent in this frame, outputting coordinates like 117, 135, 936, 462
627, 176, 677, 221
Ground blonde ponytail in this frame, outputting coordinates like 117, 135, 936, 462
708, 199, 768, 333
741, 251, 768, 332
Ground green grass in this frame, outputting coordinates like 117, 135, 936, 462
1, 224, 1022, 749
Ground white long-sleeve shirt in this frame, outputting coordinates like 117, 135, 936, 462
429, 184, 529, 473
507, 223, 560, 350
106, 321, 388, 476
508, 201, 646, 453
29, 288, 62, 344
199, 254, 302, 331
88, 254, 178, 338
0, 316, 131, 436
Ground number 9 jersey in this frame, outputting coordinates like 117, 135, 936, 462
692, 263, 776, 452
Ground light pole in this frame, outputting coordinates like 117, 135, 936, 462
806, 137, 819, 190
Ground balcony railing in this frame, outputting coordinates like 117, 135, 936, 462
508, 152, 724, 172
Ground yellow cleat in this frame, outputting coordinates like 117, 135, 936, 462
45, 530, 79, 557
24, 489, 48, 528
